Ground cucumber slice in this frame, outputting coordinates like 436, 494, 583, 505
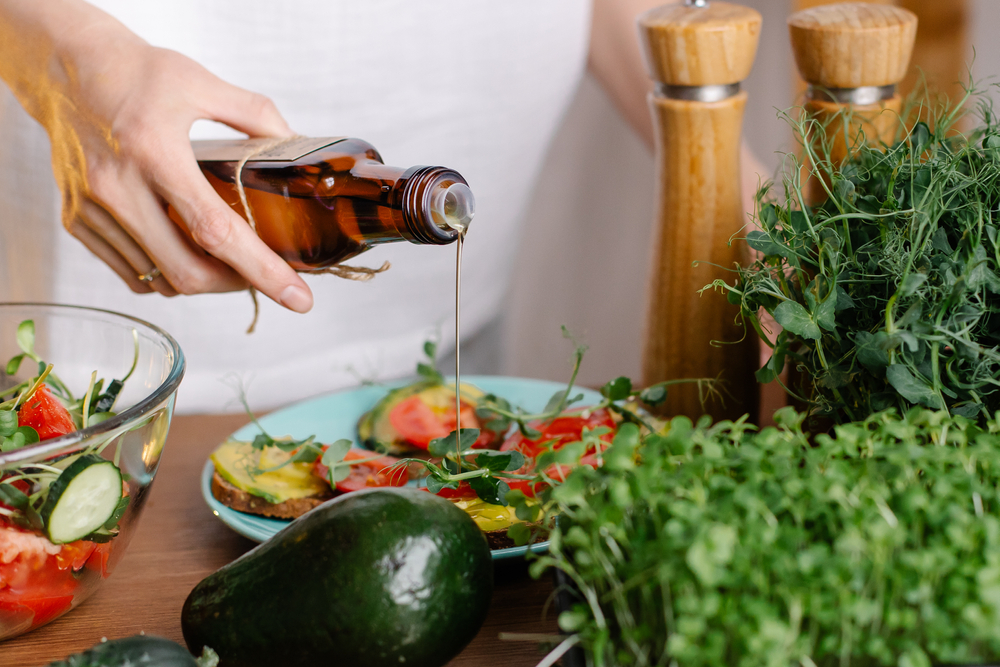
41, 454, 123, 544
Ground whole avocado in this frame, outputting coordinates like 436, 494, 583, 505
182, 487, 493, 667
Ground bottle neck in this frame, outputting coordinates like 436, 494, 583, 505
392, 166, 475, 245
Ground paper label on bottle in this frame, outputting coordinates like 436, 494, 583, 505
192, 137, 347, 162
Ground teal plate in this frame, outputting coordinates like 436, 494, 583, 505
201, 375, 603, 560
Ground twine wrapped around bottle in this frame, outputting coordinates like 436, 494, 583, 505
232, 137, 390, 333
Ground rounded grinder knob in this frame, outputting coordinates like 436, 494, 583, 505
788, 3, 917, 196
789, 2, 917, 94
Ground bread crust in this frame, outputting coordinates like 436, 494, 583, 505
483, 525, 548, 550
211, 471, 334, 519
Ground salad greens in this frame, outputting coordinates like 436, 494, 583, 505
0, 319, 134, 541
1, 319, 136, 439
533, 407, 1000, 667
712, 91, 1000, 424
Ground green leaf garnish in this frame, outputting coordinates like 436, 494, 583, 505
600, 377, 633, 401
469, 476, 509, 506
321, 439, 353, 484
0, 483, 29, 510
475, 449, 524, 472
15, 320, 35, 358
427, 429, 480, 457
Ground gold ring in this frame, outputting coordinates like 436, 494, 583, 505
138, 267, 161, 283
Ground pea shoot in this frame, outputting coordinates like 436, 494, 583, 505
712, 89, 1000, 424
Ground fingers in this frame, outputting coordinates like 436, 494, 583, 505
129, 184, 250, 295
86, 165, 251, 296
59, 45, 301, 305
65, 214, 153, 295
154, 144, 314, 313
76, 198, 178, 297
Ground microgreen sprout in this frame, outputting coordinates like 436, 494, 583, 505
528, 407, 1000, 667
712, 88, 1000, 424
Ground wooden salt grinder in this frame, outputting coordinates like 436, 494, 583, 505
638, 0, 761, 422
788, 2, 917, 199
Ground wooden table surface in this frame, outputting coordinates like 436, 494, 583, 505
1, 414, 559, 666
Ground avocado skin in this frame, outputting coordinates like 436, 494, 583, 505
181, 488, 493, 667
46, 635, 200, 667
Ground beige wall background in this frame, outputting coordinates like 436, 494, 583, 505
503, 0, 999, 387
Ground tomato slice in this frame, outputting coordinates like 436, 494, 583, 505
388, 395, 451, 448
54, 541, 98, 572
84, 543, 113, 579
314, 449, 409, 493
441, 404, 495, 449
433, 481, 477, 499
17, 384, 76, 441
0, 592, 75, 629
0, 543, 80, 631
388, 394, 494, 450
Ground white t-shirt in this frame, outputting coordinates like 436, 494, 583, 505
0, 1, 592, 412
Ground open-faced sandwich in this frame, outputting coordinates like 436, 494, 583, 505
210, 438, 407, 520
208, 372, 502, 520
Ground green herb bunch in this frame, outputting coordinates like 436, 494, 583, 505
716, 93, 1000, 423
534, 407, 1000, 667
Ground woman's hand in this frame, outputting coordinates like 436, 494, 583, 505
0, 0, 313, 312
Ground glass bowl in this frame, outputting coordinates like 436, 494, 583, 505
0, 303, 184, 640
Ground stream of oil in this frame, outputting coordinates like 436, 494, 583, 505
453, 230, 466, 448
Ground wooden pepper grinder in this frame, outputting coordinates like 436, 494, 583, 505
638, 0, 761, 421
789, 2, 917, 190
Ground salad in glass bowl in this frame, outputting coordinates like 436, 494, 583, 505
0, 304, 184, 640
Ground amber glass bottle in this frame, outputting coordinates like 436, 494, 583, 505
187, 137, 475, 270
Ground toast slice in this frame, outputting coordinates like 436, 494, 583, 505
211, 471, 334, 520
482, 526, 547, 550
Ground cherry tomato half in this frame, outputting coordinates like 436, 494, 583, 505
17, 385, 76, 441
314, 448, 409, 493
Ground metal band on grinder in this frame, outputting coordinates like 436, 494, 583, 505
807, 85, 896, 106
655, 83, 741, 103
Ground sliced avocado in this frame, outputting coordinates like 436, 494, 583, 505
358, 381, 486, 455
211, 439, 328, 504
452, 497, 525, 533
